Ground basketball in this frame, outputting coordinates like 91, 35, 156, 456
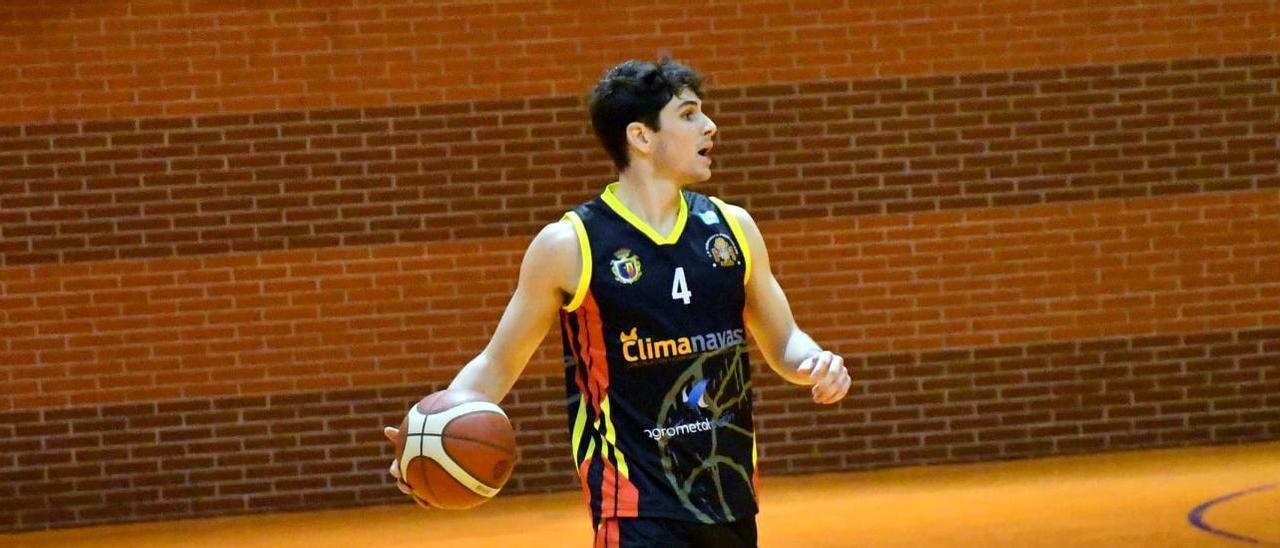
393, 389, 518, 510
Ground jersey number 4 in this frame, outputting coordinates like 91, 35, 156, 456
671, 267, 692, 305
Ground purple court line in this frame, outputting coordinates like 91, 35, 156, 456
1187, 483, 1279, 545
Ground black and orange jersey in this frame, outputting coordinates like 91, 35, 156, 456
558, 183, 759, 525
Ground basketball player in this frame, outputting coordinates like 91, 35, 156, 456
384, 58, 851, 548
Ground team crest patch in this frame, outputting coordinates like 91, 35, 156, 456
610, 248, 643, 284
705, 234, 740, 267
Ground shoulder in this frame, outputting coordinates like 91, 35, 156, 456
707, 196, 761, 235
521, 217, 582, 296
527, 218, 579, 264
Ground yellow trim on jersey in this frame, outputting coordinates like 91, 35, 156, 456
599, 396, 631, 478
561, 211, 591, 312
570, 395, 589, 464
709, 196, 753, 286
600, 182, 689, 246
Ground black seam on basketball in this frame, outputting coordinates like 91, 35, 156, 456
411, 432, 507, 450
439, 438, 499, 489
418, 460, 438, 503
411, 431, 508, 448
437, 437, 501, 491
435, 432, 513, 453
417, 422, 426, 478
411, 492, 431, 508
414, 430, 509, 455
428, 410, 513, 452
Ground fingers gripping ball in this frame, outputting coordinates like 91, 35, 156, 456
393, 389, 517, 510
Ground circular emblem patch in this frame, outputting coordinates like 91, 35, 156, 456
705, 234, 740, 268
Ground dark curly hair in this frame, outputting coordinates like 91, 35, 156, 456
589, 58, 705, 171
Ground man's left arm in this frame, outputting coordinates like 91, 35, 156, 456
724, 202, 851, 405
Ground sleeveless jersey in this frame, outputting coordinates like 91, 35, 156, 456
558, 183, 759, 524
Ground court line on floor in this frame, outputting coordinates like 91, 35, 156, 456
1187, 483, 1278, 545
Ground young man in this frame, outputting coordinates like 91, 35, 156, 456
384, 58, 850, 548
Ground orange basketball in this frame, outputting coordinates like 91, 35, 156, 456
393, 389, 517, 510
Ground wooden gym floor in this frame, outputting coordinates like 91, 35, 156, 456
5, 441, 1277, 547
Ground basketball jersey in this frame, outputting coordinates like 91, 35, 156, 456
559, 183, 759, 525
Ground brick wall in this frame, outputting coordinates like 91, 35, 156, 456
2, 187, 1278, 411
4, 329, 1278, 529
2, 0, 1277, 124
2, 54, 1278, 268
2, 0, 1279, 532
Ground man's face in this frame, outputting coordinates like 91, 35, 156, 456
650, 89, 717, 185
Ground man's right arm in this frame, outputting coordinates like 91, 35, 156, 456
385, 219, 579, 503
445, 219, 580, 402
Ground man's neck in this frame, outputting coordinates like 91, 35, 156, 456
614, 171, 684, 235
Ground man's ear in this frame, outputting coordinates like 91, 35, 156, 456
625, 121, 653, 156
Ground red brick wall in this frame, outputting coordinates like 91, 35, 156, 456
2, 0, 1277, 123
2, 188, 1278, 410
4, 56, 1278, 267
2, 0, 1279, 532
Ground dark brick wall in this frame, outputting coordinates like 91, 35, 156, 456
2, 1, 1274, 125
3, 329, 1277, 531
2, 54, 1277, 267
